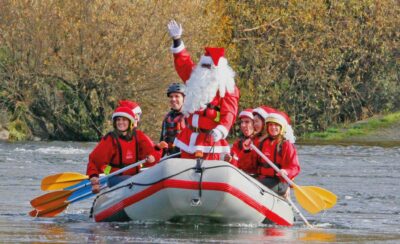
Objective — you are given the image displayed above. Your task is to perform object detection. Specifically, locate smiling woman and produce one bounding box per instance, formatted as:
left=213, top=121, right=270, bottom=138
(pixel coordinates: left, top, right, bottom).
left=114, top=117, right=130, bottom=133
left=86, top=100, right=161, bottom=194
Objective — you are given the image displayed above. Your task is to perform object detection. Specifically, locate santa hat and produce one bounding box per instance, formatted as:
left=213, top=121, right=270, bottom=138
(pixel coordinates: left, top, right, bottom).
left=265, top=110, right=296, bottom=143
left=253, top=106, right=276, bottom=120
left=239, top=108, right=254, bottom=120
left=117, top=100, right=142, bottom=122
left=112, top=106, right=136, bottom=124
left=199, top=47, right=225, bottom=66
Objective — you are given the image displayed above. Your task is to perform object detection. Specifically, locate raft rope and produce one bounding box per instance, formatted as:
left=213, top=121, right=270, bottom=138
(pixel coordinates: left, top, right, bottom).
left=89, top=164, right=282, bottom=218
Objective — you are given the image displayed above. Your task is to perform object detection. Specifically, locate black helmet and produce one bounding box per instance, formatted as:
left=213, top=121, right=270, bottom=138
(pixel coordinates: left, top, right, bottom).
left=167, top=83, right=185, bottom=97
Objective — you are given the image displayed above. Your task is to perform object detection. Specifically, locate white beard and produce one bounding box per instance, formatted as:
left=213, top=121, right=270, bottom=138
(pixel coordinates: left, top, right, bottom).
left=182, top=57, right=235, bottom=116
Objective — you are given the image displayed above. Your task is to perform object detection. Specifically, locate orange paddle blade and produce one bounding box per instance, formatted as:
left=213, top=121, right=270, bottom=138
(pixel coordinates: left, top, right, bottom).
left=33, top=194, right=70, bottom=211
left=29, top=201, right=69, bottom=218
left=41, top=172, right=88, bottom=191
left=30, top=190, right=73, bottom=208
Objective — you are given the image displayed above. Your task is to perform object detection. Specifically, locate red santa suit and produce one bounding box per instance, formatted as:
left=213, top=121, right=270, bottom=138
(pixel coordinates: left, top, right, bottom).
left=171, top=44, right=239, bottom=159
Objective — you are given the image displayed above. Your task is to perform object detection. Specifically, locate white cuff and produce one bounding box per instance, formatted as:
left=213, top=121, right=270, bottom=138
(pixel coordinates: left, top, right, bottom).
left=170, top=41, right=185, bottom=54
left=215, top=125, right=229, bottom=139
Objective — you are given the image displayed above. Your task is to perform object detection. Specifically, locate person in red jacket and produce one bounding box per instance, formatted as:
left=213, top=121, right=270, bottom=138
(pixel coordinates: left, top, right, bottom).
left=167, top=20, right=239, bottom=160
left=235, top=106, right=276, bottom=175
left=253, top=110, right=299, bottom=198
left=224, top=108, right=254, bottom=168
left=87, top=101, right=160, bottom=193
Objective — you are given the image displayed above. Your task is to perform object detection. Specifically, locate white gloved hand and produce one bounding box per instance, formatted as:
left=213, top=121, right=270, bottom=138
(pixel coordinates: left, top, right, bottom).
left=211, top=129, right=223, bottom=142
left=167, top=20, right=183, bottom=40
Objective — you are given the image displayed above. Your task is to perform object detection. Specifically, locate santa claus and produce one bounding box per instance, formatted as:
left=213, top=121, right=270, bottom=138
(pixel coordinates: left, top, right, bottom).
left=167, top=20, right=240, bottom=160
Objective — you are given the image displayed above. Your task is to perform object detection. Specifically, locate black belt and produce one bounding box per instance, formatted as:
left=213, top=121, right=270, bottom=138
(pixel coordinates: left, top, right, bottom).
left=188, top=125, right=212, bottom=134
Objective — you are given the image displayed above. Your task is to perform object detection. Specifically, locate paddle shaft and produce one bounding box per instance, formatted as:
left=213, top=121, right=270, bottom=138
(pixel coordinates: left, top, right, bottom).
left=30, top=153, right=181, bottom=217
left=250, top=143, right=317, bottom=202
left=250, top=144, right=296, bottom=186
left=64, top=153, right=181, bottom=203
left=287, top=197, right=313, bottom=228
left=250, top=143, right=319, bottom=223
left=67, top=156, right=152, bottom=193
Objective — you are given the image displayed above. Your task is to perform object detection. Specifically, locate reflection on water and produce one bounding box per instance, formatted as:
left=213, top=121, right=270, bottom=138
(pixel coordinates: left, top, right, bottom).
left=0, top=141, right=400, bottom=243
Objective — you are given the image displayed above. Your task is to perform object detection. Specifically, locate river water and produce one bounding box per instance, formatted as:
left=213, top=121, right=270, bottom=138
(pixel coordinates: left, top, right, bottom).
left=0, top=141, right=399, bottom=243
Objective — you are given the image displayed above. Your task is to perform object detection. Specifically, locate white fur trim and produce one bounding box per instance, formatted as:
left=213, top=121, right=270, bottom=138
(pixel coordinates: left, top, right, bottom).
left=199, top=55, right=213, bottom=65
left=112, top=112, right=135, bottom=122
left=192, top=114, right=199, bottom=128
left=285, top=125, right=296, bottom=144
left=182, top=58, right=235, bottom=115
left=170, top=41, right=185, bottom=54
left=253, top=107, right=269, bottom=119
left=215, top=125, right=229, bottom=139
left=173, top=137, right=231, bottom=154
left=239, top=111, right=254, bottom=119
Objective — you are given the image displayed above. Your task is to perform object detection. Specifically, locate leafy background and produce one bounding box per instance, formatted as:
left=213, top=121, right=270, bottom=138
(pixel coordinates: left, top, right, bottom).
left=0, top=0, right=398, bottom=141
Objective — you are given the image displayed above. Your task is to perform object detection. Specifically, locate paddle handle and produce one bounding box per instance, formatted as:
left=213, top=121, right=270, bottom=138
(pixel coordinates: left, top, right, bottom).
left=250, top=144, right=296, bottom=187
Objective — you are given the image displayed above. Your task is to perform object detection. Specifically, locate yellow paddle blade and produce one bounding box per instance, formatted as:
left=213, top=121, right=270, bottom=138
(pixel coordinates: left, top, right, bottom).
left=30, top=190, right=73, bottom=208
left=293, top=185, right=326, bottom=214
left=302, top=186, right=337, bottom=209
left=41, top=172, right=88, bottom=191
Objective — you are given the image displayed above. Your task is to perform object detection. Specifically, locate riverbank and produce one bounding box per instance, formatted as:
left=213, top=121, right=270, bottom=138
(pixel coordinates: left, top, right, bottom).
left=2, top=112, right=400, bottom=146
left=299, top=111, right=400, bottom=147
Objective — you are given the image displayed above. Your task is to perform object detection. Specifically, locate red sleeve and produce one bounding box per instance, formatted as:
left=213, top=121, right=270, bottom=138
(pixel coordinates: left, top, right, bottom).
left=215, top=86, right=240, bottom=136
left=136, top=130, right=160, bottom=167
left=86, top=136, right=116, bottom=178
left=280, top=141, right=301, bottom=180
left=229, top=140, right=240, bottom=167
left=173, top=48, right=196, bottom=82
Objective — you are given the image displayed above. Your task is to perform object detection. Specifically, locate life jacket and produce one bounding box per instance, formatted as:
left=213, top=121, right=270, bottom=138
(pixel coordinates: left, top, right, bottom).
left=161, top=110, right=185, bottom=155
left=256, top=138, right=283, bottom=178
left=102, top=130, right=139, bottom=175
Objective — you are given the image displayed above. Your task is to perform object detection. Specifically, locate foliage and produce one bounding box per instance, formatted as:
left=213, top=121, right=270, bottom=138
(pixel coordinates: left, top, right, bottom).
left=0, top=0, right=227, bottom=140
left=0, top=0, right=399, bottom=141
left=225, top=0, right=400, bottom=135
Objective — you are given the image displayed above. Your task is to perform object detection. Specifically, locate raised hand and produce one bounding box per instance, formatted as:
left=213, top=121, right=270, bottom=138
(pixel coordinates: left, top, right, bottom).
left=167, top=20, right=183, bottom=40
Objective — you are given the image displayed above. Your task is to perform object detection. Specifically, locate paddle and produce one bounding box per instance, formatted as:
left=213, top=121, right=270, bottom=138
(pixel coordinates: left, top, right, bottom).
left=30, top=152, right=181, bottom=217
left=41, top=172, right=88, bottom=191
left=302, top=186, right=337, bottom=209
left=29, top=186, right=107, bottom=218
left=250, top=144, right=336, bottom=215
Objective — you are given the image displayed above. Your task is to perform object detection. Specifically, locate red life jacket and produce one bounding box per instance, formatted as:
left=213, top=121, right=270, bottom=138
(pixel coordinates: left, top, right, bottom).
left=102, top=131, right=139, bottom=175
left=256, top=138, right=283, bottom=178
